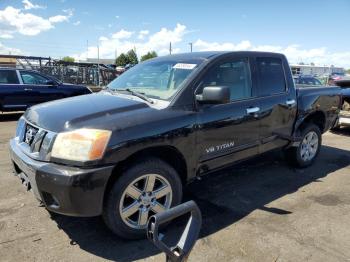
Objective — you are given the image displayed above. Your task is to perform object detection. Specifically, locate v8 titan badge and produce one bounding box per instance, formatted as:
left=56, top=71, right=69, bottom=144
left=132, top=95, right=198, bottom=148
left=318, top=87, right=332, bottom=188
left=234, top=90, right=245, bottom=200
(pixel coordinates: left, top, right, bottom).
left=205, top=141, right=235, bottom=154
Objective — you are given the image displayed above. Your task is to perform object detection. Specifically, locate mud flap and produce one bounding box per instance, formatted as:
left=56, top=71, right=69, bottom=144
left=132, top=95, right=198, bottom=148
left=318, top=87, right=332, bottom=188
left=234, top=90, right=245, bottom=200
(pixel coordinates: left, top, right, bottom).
left=147, top=201, right=202, bottom=262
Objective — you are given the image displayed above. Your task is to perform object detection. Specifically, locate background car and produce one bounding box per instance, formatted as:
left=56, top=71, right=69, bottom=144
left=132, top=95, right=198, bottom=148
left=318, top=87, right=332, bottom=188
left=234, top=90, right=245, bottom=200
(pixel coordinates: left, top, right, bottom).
left=0, top=68, right=92, bottom=112
left=294, top=75, right=323, bottom=86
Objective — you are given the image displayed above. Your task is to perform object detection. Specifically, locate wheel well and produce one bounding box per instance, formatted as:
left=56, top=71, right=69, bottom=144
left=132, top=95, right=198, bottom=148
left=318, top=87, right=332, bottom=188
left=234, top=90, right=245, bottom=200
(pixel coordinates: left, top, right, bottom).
left=103, top=146, right=188, bottom=203
left=299, top=111, right=326, bottom=133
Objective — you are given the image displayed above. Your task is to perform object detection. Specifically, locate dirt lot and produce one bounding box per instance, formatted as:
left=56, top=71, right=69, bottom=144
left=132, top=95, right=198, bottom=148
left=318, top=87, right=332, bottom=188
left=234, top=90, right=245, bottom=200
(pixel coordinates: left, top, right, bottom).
left=0, top=112, right=350, bottom=262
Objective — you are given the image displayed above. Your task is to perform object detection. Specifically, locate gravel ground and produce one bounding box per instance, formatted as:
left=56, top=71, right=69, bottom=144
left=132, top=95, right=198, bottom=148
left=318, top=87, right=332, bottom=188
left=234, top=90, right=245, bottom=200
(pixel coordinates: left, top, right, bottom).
left=0, top=112, right=350, bottom=262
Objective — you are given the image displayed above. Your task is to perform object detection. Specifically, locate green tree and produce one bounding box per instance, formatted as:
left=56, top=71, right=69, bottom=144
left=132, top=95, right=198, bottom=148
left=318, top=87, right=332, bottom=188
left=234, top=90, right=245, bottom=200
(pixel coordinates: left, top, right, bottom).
left=127, top=49, right=139, bottom=65
left=347, top=69, right=350, bottom=74
left=61, top=56, right=75, bottom=62
left=115, top=53, right=129, bottom=67
left=140, top=51, right=158, bottom=62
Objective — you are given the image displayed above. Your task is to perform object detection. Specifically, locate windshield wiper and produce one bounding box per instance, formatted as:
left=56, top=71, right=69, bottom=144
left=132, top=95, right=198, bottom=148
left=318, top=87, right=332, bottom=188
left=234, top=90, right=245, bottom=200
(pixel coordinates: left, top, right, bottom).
left=114, top=88, right=154, bottom=104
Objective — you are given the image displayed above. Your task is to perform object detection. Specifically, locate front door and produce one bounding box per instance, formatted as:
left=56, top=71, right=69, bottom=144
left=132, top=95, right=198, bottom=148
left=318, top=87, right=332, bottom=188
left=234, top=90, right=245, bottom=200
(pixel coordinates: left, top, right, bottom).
left=19, top=71, right=62, bottom=106
left=196, top=56, right=261, bottom=172
left=0, top=69, right=28, bottom=111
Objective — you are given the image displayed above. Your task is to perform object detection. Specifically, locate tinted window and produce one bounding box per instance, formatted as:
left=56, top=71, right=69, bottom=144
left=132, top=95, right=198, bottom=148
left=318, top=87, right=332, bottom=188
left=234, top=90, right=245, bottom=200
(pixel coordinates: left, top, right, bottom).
left=257, top=57, right=286, bottom=96
left=20, top=71, right=48, bottom=85
left=200, top=59, right=252, bottom=101
left=299, top=77, right=322, bottom=86
left=0, top=70, right=19, bottom=84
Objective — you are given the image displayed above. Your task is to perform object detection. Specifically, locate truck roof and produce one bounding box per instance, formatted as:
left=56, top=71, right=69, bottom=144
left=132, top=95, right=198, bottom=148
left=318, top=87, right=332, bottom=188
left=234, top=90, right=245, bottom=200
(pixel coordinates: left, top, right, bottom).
left=156, top=51, right=286, bottom=61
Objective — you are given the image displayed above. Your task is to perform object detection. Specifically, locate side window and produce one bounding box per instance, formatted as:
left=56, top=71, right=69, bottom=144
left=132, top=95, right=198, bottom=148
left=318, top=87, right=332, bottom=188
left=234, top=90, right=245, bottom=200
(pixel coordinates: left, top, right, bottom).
left=0, top=70, right=19, bottom=84
left=200, top=59, right=252, bottom=101
left=256, top=57, right=286, bottom=96
left=20, top=72, right=48, bottom=85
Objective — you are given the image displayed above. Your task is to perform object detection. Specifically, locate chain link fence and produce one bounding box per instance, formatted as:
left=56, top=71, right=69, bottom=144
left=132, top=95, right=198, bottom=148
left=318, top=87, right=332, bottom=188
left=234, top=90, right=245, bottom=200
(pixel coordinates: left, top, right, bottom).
left=35, top=65, right=117, bottom=86
left=0, top=55, right=118, bottom=87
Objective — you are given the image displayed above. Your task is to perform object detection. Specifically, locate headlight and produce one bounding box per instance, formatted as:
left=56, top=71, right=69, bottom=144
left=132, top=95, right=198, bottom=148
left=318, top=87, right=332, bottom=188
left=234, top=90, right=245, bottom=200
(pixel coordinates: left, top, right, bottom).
left=51, top=128, right=111, bottom=162
left=15, top=117, right=26, bottom=140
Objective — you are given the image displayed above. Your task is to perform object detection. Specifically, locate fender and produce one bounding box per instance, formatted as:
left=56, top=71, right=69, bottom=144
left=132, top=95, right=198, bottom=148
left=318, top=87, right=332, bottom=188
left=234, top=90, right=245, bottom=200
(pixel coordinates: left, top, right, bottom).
left=102, top=112, right=198, bottom=180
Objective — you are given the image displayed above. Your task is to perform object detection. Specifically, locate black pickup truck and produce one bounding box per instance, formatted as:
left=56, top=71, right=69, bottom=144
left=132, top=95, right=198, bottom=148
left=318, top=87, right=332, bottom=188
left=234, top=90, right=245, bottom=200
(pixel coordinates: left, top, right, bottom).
left=0, top=68, right=91, bottom=112
left=9, top=51, right=341, bottom=239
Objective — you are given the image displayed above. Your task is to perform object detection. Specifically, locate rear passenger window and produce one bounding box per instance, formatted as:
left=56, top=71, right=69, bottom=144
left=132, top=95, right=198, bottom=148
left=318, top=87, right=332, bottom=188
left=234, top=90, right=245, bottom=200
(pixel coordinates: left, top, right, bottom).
left=0, top=70, right=19, bottom=84
left=20, top=71, right=48, bottom=85
left=257, top=57, right=286, bottom=96
left=200, top=58, right=252, bottom=101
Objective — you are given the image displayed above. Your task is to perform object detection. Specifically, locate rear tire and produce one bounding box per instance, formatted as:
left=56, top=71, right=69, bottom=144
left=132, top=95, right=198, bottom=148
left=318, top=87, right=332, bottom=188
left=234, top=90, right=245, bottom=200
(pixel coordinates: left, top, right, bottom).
left=286, top=124, right=322, bottom=168
left=103, top=158, right=182, bottom=239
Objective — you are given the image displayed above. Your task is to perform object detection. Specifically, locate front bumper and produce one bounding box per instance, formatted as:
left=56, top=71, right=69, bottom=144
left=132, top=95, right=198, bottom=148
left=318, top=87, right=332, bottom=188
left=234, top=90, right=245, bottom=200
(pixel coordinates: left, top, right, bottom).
left=339, top=111, right=350, bottom=126
left=9, top=138, right=114, bottom=217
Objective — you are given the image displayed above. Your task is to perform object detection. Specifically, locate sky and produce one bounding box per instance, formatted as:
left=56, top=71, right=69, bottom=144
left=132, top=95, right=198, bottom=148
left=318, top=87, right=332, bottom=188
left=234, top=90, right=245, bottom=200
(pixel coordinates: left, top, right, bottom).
left=1, top=0, right=350, bottom=68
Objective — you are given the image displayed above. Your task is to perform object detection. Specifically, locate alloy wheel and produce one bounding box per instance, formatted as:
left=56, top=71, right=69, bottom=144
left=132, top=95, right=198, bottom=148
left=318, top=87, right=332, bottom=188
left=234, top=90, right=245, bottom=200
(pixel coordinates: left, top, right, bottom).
left=300, top=131, right=319, bottom=161
left=119, top=174, right=173, bottom=229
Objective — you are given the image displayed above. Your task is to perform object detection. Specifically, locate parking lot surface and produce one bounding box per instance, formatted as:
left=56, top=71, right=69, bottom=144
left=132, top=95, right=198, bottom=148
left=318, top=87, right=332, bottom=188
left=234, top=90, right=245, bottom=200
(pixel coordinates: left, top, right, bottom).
left=0, top=112, right=350, bottom=262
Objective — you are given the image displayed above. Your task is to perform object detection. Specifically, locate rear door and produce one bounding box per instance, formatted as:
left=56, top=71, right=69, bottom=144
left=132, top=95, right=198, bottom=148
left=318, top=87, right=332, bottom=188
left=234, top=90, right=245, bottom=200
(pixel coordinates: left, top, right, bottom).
left=196, top=55, right=261, bottom=171
left=19, top=71, right=63, bottom=106
left=254, top=56, right=297, bottom=153
left=0, top=69, right=28, bottom=111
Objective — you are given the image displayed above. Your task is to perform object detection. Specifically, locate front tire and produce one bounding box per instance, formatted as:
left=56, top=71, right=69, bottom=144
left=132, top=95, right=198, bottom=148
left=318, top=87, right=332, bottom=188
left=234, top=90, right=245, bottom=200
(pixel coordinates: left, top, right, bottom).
left=286, top=124, right=322, bottom=167
left=103, top=158, right=182, bottom=239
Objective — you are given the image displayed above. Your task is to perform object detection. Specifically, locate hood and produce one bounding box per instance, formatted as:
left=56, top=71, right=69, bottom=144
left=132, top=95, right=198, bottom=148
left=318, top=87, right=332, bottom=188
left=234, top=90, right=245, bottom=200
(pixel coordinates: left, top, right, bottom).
left=61, top=82, right=85, bottom=87
left=60, top=83, right=90, bottom=91
left=24, top=93, right=149, bottom=132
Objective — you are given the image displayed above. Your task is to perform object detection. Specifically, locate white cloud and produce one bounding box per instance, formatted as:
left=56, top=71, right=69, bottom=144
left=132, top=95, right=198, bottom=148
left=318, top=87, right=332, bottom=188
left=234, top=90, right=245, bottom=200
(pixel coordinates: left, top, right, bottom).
left=112, top=29, right=134, bottom=39
left=0, top=33, right=13, bottom=39
left=99, top=36, right=109, bottom=41
left=148, top=23, right=186, bottom=50
left=72, top=23, right=350, bottom=68
left=73, top=21, right=81, bottom=26
left=194, top=39, right=350, bottom=68
left=73, top=23, right=187, bottom=61
left=0, top=6, right=72, bottom=37
left=62, top=8, right=74, bottom=16
left=138, top=30, right=149, bottom=39
left=115, top=15, right=120, bottom=19
left=49, top=8, right=73, bottom=23
left=22, top=0, right=45, bottom=10
left=194, top=39, right=252, bottom=51
left=49, top=15, right=69, bottom=23
left=0, top=41, right=22, bottom=55
left=0, top=6, right=52, bottom=36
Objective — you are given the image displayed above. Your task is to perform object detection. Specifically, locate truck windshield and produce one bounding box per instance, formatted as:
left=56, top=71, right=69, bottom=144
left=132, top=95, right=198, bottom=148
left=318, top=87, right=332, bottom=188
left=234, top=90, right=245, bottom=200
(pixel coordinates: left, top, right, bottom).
left=107, top=59, right=203, bottom=101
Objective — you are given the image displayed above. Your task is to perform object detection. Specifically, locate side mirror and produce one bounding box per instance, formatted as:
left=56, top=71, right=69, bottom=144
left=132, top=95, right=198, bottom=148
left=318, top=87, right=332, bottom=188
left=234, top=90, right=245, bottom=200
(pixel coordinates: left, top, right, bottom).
left=45, top=80, right=56, bottom=86
left=196, top=86, right=230, bottom=104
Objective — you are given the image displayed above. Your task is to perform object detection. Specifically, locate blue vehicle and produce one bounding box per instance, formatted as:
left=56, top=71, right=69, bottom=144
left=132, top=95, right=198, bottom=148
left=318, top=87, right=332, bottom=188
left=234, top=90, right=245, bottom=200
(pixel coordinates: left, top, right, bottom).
left=293, top=75, right=323, bottom=86
left=0, top=68, right=92, bottom=112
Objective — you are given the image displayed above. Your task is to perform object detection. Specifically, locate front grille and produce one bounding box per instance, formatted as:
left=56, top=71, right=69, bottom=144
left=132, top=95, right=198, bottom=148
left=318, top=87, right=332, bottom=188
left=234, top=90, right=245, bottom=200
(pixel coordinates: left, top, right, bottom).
left=15, top=118, right=56, bottom=161
left=24, top=124, right=39, bottom=146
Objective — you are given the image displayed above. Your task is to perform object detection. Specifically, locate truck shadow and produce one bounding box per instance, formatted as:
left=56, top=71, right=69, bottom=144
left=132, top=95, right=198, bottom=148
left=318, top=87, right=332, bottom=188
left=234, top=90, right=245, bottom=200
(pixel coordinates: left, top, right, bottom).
left=330, top=127, right=350, bottom=137
left=50, top=145, right=350, bottom=261
left=0, top=112, right=23, bottom=122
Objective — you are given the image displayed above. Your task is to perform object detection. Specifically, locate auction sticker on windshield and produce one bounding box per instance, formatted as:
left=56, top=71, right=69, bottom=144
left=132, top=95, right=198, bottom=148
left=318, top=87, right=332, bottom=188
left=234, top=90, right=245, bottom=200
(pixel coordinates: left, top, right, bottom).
left=173, top=63, right=197, bottom=70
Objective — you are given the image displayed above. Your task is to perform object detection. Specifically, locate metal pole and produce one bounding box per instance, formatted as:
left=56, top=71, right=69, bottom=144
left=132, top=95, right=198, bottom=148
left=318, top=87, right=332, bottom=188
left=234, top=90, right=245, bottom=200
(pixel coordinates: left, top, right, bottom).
left=97, top=45, right=100, bottom=87
left=169, top=42, right=172, bottom=55
left=189, top=42, right=193, bottom=53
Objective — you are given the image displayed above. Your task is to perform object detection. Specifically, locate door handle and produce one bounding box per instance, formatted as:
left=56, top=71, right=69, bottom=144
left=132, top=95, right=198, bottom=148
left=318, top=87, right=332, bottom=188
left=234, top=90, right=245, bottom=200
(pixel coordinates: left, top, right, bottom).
left=24, top=88, right=33, bottom=91
left=246, top=107, right=260, bottom=114
left=286, top=99, right=296, bottom=106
